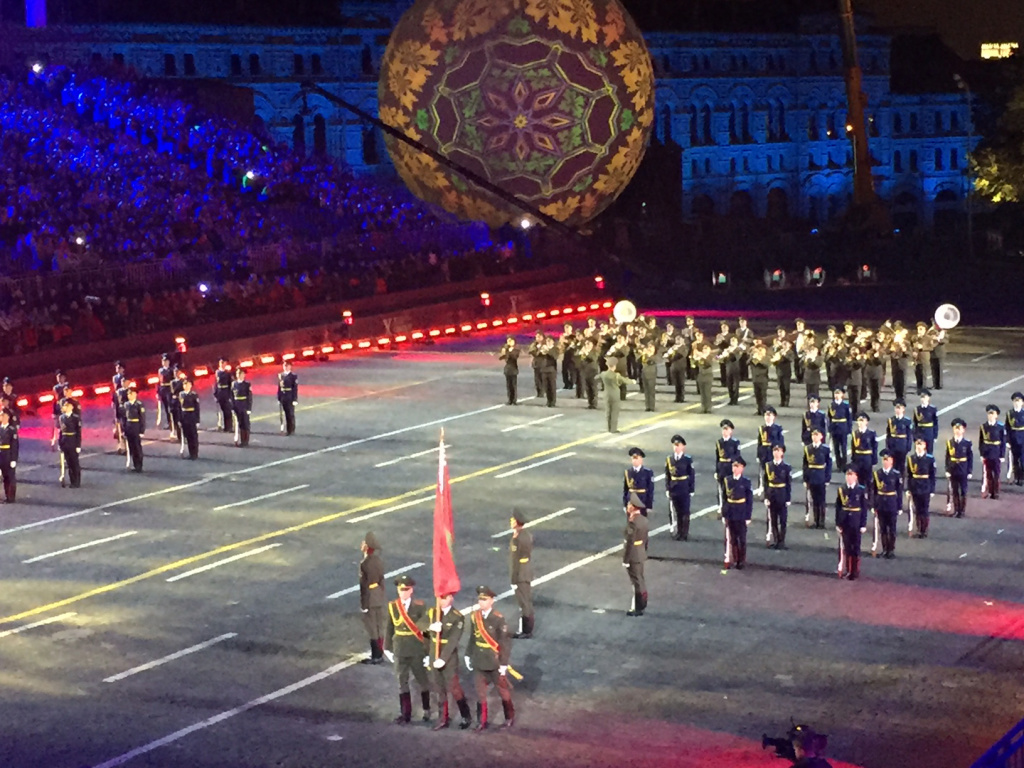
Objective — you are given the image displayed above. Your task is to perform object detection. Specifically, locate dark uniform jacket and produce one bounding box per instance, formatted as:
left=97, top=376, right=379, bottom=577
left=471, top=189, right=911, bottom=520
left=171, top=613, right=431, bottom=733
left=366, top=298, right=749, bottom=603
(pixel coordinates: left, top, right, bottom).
left=623, top=466, right=655, bottom=510
left=979, top=422, right=1007, bottom=460
left=827, top=401, right=851, bottom=438
left=277, top=372, right=298, bottom=403
left=0, top=423, right=18, bottom=464
left=358, top=551, right=386, bottom=611
left=665, top=453, right=695, bottom=496
left=906, top=452, right=936, bottom=495
left=58, top=413, right=82, bottom=451
left=945, top=438, right=974, bottom=476
left=231, top=380, right=253, bottom=411
left=802, top=409, right=829, bottom=445
left=122, top=401, right=146, bottom=435
left=466, top=609, right=511, bottom=670
left=214, top=369, right=233, bottom=400
left=850, top=429, right=878, bottom=465
left=715, top=437, right=742, bottom=480
left=913, top=405, right=938, bottom=444
left=1007, top=408, right=1024, bottom=449
left=836, top=484, right=869, bottom=530
left=384, top=598, right=429, bottom=658
left=509, top=529, right=533, bottom=583
left=885, top=416, right=913, bottom=456
left=178, top=391, right=201, bottom=424
left=764, top=461, right=792, bottom=503
left=722, top=476, right=753, bottom=521
left=872, top=468, right=902, bottom=513
left=757, top=424, right=784, bottom=465
left=427, top=606, right=465, bottom=665
left=500, top=347, right=520, bottom=375
left=803, top=443, right=833, bottom=485
left=623, top=514, right=649, bottom=563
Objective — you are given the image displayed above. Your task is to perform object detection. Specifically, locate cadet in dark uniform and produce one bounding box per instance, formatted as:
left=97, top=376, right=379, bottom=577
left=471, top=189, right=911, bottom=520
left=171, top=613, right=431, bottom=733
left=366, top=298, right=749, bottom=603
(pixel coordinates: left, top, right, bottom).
left=864, top=342, right=884, bottom=412
left=122, top=387, right=146, bottom=472
left=836, top=467, right=868, bottom=580
left=913, top=389, right=939, bottom=454
left=764, top=444, right=792, bottom=549
left=723, top=458, right=753, bottom=570
left=213, top=358, right=234, bottom=432
left=58, top=398, right=82, bottom=488
left=384, top=574, right=431, bottom=724
left=1, top=378, right=19, bottom=428
left=623, top=495, right=649, bottom=615
left=51, top=370, right=70, bottom=448
left=560, top=323, right=578, bottom=391
left=827, top=388, right=851, bottom=471
left=802, top=395, right=828, bottom=445
left=850, top=413, right=878, bottom=490
left=231, top=368, right=253, bottom=447
left=464, top=585, right=514, bottom=730
left=0, top=407, right=18, bottom=502
left=169, top=367, right=186, bottom=441
left=871, top=450, right=902, bottom=559
left=715, top=420, right=742, bottom=518
left=111, top=361, right=127, bottom=442
left=755, top=407, right=784, bottom=496
left=886, top=399, right=913, bottom=480
left=527, top=331, right=545, bottom=398
left=509, top=509, right=534, bottom=639
left=1007, top=393, right=1024, bottom=485
left=979, top=405, right=1006, bottom=499
left=597, top=366, right=630, bottom=432
left=665, top=435, right=695, bottom=541
left=623, top=447, right=654, bottom=516
left=906, top=437, right=936, bottom=537
left=426, top=592, right=472, bottom=730
left=499, top=337, right=520, bottom=406
left=536, top=336, right=559, bottom=407
left=114, top=376, right=130, bottom=456
left=945, top=418, right=973, bottom=518
left=803, top=428, right=833, bottom=529
left=358, top=531, right=386, bottom=665
left=277, top=361, right=298, bottom=435
left=157, top=353, right=175, bottom=431
left=178, top=378, right=201, bottom=460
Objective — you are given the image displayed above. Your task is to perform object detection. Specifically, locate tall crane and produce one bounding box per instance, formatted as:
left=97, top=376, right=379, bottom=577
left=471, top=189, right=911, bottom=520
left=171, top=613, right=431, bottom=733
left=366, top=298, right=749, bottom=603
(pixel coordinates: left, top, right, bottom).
left=836, top=0, right=879, bottom=213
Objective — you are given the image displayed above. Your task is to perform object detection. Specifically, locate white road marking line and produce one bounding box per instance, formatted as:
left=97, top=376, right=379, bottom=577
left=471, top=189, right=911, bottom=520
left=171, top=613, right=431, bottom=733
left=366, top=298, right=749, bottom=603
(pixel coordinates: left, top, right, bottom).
left=491, top=507, right=576, bottom=538
left=599, top=421, right=664, bottom=446
left=0, top=612, right=77, bottom=639
left=971, top=350, right=1004, bottom=363
left=713, top=394, right=752, bottom=410
left=654, top=473, right=665, bottom=482
left=23, top=531, right=138, bottom=564
left=937, top=374, right=1024, bottom=415
left=347, top=495, right=432, bottom=525
left=0, top=402, right=506, bottom=537
left=212, top=485, right=309, bottom=511
left=91, top=654, right=366, bottom=768
left=165, top=544, right=281, bottom=583
left=326, top=562, right=425, bottom=600
left=500, top=414, right=564, bottom=433
left=495, top=452, right=576, bottom=479
left=103, top=633, right=237, bottom=683
left=374, top=444, right=450, bottom=468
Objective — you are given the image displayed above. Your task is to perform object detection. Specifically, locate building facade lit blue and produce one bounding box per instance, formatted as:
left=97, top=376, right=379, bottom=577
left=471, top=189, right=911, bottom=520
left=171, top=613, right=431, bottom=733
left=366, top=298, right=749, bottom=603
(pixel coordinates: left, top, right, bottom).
left=0, top=2, right=973, bottom=228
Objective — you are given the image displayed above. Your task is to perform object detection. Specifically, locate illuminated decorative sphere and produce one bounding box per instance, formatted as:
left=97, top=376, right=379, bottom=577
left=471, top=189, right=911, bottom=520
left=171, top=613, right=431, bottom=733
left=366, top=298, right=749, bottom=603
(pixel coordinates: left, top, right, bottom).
left=378, top=0, right=655, bottom=228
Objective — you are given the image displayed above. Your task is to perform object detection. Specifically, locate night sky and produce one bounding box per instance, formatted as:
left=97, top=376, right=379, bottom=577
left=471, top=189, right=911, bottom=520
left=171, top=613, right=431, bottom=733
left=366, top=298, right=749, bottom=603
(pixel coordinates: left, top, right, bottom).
left=0, top=0, right=1020, bottom=60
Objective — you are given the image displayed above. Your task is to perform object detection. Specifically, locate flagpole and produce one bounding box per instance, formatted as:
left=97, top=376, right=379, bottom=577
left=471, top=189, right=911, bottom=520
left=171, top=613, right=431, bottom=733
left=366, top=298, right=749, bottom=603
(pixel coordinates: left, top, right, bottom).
left=435, top=428, right=443, bottom=660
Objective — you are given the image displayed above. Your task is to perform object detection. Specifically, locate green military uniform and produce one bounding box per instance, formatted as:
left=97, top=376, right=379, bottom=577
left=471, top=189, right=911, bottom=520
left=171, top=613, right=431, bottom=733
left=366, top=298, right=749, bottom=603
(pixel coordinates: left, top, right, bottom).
left=509, top=509, right=534, bottom=638
left=465, top=586, right=514, bottom=730
left=692, top=342, right=715, bottom=413
left=384, top=574, right=431, bottom=723
left=426, top=602, right=472, bottom=729
left=358, top=532, right=387, bottom=665
left=641, top=351, right=660, bottom=412
left=624, top=494, right=649, bottom=616
left=579, top=347, right=601, bottom=408
left=597, top=368, right=631, bottom=433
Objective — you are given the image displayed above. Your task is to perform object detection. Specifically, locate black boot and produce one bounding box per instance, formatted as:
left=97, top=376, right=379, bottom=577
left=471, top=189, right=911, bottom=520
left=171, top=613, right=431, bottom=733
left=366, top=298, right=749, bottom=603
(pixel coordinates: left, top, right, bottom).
left=475, top=701, right=488, bottom=731
left=433, top=700, right=450, bottom=730
left=394, top=692, right=412, bottom=724
left=361, top=639, right=382, bottom=664
left=456, top=698, right=472, bottom=729
left=640, top=591, right=648, bottom=613
left=502, top=700, right=515, bottom=728
left=421, top=691, right=431, bottom=722
left=513, top=615, right=533, bottom=639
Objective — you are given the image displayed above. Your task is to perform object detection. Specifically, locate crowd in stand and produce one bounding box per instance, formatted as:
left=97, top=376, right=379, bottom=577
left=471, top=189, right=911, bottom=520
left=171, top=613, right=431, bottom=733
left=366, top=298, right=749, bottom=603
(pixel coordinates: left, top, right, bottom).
left=0, top=63, right=541, bottom=357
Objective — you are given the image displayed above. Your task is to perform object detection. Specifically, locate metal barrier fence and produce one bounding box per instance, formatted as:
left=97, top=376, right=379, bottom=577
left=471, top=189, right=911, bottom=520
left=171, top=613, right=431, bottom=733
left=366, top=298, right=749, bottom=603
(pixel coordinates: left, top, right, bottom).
left=973, top=718, right=1024, bottom=768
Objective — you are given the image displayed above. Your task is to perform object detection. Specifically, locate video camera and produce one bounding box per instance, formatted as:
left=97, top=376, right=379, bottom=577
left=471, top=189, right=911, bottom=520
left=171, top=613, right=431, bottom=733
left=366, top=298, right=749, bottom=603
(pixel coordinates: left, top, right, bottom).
left=762, top=720, right=827, bottom=762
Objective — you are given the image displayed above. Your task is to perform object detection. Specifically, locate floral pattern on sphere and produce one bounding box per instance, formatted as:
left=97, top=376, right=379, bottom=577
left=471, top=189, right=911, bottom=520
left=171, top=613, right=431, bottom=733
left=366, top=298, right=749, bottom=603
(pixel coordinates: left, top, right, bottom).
left=378, top=0, right=654, bottom=228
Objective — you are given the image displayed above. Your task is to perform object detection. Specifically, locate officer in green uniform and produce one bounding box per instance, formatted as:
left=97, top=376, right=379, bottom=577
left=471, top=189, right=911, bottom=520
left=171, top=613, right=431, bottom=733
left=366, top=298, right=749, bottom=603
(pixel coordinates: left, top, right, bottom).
left=691, top=332, right=715, bottom=413
left=383, top=574, right=431, bottom=724
left=509, top=509, right=534, bottom=638
left=358, top=532, right=386, bottom=665
left=464, top=585, right=514, bottom=730
left=426, top=592, right=473, bottom=730
left=624, top=493, right=649, bottom=616
left=597, top=365, right=631, bottom=433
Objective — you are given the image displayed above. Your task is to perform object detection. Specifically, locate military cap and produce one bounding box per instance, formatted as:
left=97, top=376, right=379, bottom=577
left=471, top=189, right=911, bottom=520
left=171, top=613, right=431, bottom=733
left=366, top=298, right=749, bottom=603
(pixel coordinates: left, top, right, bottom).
left=364, top=531, right=380, bottom=550
left=627, top=492, right=644, bottom=508
left=115, top=360, right=124, bottom=368
left=916, top=321, right=927, bottom=328
left=512, top=508, right=527, bottom=525
left=833, top=386, right=846, bottom=394
left=394, top=574, right=416, bottom=588
left=218, top=356, right=228, bottom=364
left=893, top=398, right=906, bottom=407
left=811, top=427, right=824, bottom=435
left=670, top=434, right=686, bottom=445
left=808, top=394, right=821, bottom=402
left=55, top=369, right=63, bottom=376
left=731, top=457, right=747, bottom=467
left=986, top=404, right=1000, bottom=414
left=764, top=406, right=777, bottom=416
left=879, top=448, right=892, bottom=458
left=772, top=443, right=786, bottom=452
left=1013, top=392, right=1024, bottom=401
left=2, top=377, right=11, bottom=384
left=795, top=317, right=806, bottom=325
left=951, top=418, right=967, bottom=428
left=845, top=466, right=858, bottom=474
left=919, top=388, right=932, bottom=397
left=843, top=319, right=854, bottom=326
left=914, top=436, right=927, bottom=443
left=826, top=325, right=836, bottom=332
left=893, top=321, right=905, bottom=330
left=161, top=352, right=170, bottom=360
left=856, top=412, right=870, bottom=422
left=476, top=585, right=497, bottom=598
left=719, top=419, right=735, bottom=429
left=628, top=447, right=645, bottom=458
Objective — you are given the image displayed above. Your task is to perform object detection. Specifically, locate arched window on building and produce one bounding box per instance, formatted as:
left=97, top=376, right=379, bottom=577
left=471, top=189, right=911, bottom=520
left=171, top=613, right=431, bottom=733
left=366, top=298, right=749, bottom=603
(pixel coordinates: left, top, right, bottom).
left=362, top=127, right=379, bottom=164
left=728, top=107, right=737, bottom=143
left=701, top=105, right=712, bottom=144
left=909, top=150, right=918, bottom=172
left=249, top=54, right=261, bottom=76
left=691, top=159, right=699, bottom=177
left=826, top=113, right=836, bottom=139
left=690, top=105, right=699, bottom=146
left=910, top=112, right=919, bottom=132
left=704, top=158, right=712, bottom=175
left=950, top=149, right=959, bottom=169
left=740, top=104, right=751, bottom=142
left=230, top=54, right=242, bottom=76
left=730, top=158, right=737, bottom=174
left=660, top=106, right=673, bottom=144
left=893, top=150, right=902, bottom=173
left=935, top=111, right=944, bottom=133
left=183, top=54, right=195, bottom=76
left=808, top=113, right=818, bottom=141
left=313, top=115, right=327, bottom=156
left=950, top=110, right=960, bottom=130
left=829, top=51, right=838, bottom=70
left=934, top=148, right=943, bottom=170
left=292, top=115, right=306, bottom=155
left=294, top=54, right=305, bottom=76
left=893, top=113, right=902, bottom=134
left=362, top=46, right=374, bottom=75
left=164, top=54, right=177, bottom=77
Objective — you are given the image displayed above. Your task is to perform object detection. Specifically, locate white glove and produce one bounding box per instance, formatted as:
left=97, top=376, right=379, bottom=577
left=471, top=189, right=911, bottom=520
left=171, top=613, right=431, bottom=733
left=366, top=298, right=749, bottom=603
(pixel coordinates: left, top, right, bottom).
left=968, top=474, right=973, bottom=480
left=745, top=519, right=752, bottom=526
left=383, top=650, right=394, bottom=663
left=945, top=473, right=950, bottom=478
left=511, top=584, right=517, bottom=590
left=665, top=491, right=670, bottom=498
left=292, top=401, right=297, bottom=406
left=860, top=527, right=867, bottom=533
left=930, top=493, right=934, bottom=497
left=360, top=608, right=368, bottom=614
left=432, top=658, right=445, bottom=669
left=498, top=665, right=508, bottom=676
left=622, top=562, right=629, bottom=567
left=9, top=461, right=14, bottom=468
left=464, top=656, right=473, bottom=671
left=785, top=502, right=791, bottom=506
left=428, top=622, right=442, bottom=633
left=76, top=448, right=81, bottom=454
left=423, top=656, right=430, bottom=668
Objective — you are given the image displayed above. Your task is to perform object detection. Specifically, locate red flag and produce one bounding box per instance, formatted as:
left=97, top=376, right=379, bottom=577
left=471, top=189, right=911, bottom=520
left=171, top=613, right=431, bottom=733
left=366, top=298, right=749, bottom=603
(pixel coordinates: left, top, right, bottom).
left=432, top=429, right=460, bottom=598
